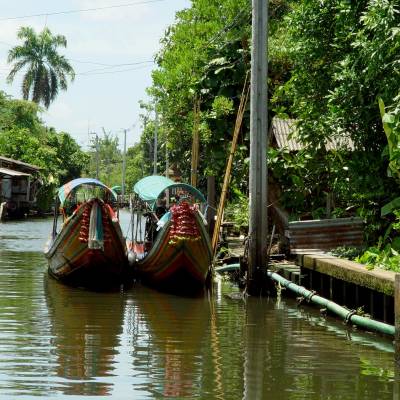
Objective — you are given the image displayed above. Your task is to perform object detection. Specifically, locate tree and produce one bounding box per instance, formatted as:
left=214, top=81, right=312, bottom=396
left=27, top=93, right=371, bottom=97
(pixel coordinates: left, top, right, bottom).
left=86, top=131, right=122, bottom=187
left=7, top=26, right=75, bottom=108
left=0, top=90, right=88, bottom=209
left=143, top=0, right=291, bottom=193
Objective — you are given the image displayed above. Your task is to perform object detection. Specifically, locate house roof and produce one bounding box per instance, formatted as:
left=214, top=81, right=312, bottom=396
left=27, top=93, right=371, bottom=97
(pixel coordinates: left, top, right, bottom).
left=0, top=167, right=31, bottom=177
left=0, top=156, right=41, bottom=171
left=269, top=117, right=355, bottom=151
left=270, top=118, right=302, bottom=151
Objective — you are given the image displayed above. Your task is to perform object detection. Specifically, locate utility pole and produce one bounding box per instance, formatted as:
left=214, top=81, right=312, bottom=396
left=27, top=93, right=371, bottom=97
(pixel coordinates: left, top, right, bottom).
left=247, top=0, right=268, bottom=295
left=165, top=134, right=169, bottom=178
left=102, top=127, right=111, bottom=184
left=122, top=128, right=127, bottom=199
left=90, top=132, right=100, bottom=180
left=96, top=133, right=100, bottom=180
left=191, top=99, right=200, bottom=187
left=153, top=111, right=158, bottom=175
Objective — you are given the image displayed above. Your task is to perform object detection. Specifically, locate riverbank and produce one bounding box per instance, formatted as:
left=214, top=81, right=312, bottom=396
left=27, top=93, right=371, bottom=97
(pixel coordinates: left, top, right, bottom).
left=221, top=236, right=398, bottom=330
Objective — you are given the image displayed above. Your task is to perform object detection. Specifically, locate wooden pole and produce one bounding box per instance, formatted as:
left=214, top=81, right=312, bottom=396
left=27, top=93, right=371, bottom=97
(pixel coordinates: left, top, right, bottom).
left=165, top=132, right=169, bottom=178
left=95, top=133, right=99, bottom=180
left=395, top=274, right=400, bottom=364
left=211, top=77, right=250, bottom=255
left=247, top=0, right=268, bottom=295
left=207, top=175, right=216, bottom=236
left=396, top=274, right=400, bottom=398
left=153, top=111, right=158, bottom=175
left=191, top=99, right=200, bottom=187
left=121, top=128, right=127, bottom=199
left=395, top=364, right=400, bottom=400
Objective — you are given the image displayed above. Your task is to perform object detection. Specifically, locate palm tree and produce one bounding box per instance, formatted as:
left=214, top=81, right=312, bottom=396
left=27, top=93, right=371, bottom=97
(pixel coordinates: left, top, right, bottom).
left=7, top=26, right=75, bottom=108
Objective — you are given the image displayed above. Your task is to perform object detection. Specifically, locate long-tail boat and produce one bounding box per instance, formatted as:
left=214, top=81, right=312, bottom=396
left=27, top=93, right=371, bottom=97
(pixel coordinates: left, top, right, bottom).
left=44, top=178, right=128, bottom=289
left=128, top=175, right=212, bottom=293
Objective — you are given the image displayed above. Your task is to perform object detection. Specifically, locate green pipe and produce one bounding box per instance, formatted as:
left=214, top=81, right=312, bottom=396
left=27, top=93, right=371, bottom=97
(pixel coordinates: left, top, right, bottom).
left=267, top=271, right=395, bottom=336
left=215, top=264, right=241, bottom=273
left=214, top=264, right=395, bottom=336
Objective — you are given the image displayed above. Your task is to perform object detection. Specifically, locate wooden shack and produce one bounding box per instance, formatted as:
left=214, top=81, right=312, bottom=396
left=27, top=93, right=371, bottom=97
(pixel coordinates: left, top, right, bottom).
left=268, top=117, right=361, bottom=255
left=0, top=156, right=42, bottom=220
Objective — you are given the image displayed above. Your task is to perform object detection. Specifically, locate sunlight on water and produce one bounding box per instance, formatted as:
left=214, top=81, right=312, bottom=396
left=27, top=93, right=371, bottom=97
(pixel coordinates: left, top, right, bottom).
left=0, top=214, right=396, bottom=399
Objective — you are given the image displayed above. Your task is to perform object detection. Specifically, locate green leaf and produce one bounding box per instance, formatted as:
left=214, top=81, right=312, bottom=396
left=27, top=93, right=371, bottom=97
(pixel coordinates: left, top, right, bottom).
left=381, top=197, right=400, bottom=216
left=382, top=113, right=395, bottom=124
left=391, top=237, right=400, bottom=252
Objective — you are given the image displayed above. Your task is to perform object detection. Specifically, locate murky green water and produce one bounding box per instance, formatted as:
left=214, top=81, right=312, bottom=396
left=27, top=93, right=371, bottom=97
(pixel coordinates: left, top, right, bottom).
left=0, top=211, right=398, bottom=399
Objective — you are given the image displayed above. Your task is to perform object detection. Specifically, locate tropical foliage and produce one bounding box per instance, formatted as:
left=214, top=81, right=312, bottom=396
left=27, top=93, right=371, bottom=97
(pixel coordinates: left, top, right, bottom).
left=86, top=130, right=124, bottom=188
left=7, top=26, right=75, bottom=108
left=124, top=0, right=400, bottom=271
left=0, top=91, right=88, bottom=209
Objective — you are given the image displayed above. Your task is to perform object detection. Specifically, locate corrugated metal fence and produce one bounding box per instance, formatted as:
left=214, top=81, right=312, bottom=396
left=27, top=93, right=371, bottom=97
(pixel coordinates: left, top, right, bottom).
left=285, top=217, right=364, bottom=255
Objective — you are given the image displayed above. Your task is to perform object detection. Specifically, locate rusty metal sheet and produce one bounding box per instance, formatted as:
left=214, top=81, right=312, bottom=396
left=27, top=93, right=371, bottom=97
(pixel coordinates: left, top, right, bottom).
left=286, top=217, right=364, bottom=254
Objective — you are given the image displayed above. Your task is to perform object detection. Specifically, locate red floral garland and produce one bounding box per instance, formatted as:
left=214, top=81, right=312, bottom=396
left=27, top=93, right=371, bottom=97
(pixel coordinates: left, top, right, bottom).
left=169, top=201, right=200, bottom=245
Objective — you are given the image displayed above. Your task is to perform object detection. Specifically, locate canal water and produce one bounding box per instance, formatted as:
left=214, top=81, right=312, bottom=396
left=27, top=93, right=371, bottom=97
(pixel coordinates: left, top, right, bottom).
left=0, top=211, right=397, bottom=399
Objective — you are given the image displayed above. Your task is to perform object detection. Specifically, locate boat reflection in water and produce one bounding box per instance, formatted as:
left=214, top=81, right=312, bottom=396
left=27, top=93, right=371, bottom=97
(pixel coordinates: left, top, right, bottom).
left=44, top=275, right=125, bottom=396
left=43, top=275, right=394, bottom=398
left=126, top=285, right=211, bottom=398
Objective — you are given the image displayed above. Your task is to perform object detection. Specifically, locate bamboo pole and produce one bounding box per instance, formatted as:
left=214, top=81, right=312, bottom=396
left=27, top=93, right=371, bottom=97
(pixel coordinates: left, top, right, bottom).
left=211, top=75, right=250, bottom=255
left=191, top=99, right=201, bottom=187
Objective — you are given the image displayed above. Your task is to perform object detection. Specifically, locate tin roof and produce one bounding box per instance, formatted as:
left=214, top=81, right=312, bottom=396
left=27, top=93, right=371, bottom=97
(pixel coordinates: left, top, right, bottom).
left=269, top=117, right=354, bottom=151
left=0, top=156, right=41, bottom=171
left=0, top=167, right=31, bottom=177
left=270, top=118, right=302, bottom=151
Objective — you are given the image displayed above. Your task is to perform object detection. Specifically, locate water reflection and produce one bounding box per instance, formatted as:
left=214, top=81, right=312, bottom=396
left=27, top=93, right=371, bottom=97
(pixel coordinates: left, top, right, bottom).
left=125, top=286, right=210, bottom=398
left=241, top=293, right=395, bottom=399
left=0, top=216, right=397, bottom=399
left=44, top=276, right=125, bottom=396
left=394, top=363, right=400, bottom=400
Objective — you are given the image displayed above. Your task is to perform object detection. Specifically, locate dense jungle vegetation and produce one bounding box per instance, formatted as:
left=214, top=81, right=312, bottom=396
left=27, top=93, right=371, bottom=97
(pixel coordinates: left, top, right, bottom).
left=132, top=0, right=400, bottom=270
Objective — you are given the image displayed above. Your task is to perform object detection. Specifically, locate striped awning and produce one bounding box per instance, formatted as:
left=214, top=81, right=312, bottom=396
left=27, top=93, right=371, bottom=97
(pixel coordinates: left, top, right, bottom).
left=133, top=175, right=206, bottom=210
left=58, top=178, right=117, bottom=205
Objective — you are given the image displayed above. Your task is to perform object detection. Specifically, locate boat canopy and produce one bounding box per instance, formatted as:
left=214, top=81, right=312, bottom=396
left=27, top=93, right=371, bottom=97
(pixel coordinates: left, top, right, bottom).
left=133, top=175, right=206, bottom=210
left=111, top=185, right=122, bottom=194
left=58, top=178, right=117, bottom=205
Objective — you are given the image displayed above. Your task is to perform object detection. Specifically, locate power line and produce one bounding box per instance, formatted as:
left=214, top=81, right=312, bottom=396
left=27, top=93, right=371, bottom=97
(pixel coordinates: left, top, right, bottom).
left=70, top=58, right=150, bottom=67
left=77, top=60, right=153, bottom=75
left=205, top=8, right=250, bottom=47
left=77, top=64, right=152, bottom=76
left=0, top=0, right=165, bottom=22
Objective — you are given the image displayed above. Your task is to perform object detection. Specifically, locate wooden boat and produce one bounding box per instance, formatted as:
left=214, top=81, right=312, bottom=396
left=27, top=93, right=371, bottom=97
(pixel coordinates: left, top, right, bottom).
left=44, top=178, right=128, bottom=289
left=128, top=175, right=212, bottom=293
